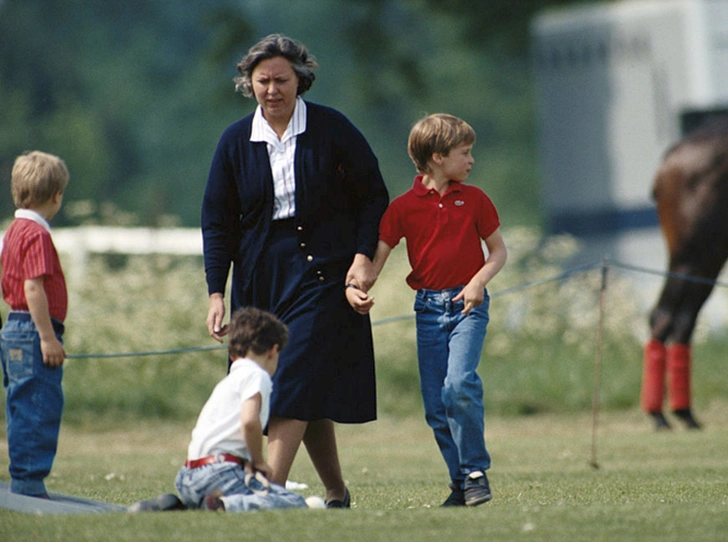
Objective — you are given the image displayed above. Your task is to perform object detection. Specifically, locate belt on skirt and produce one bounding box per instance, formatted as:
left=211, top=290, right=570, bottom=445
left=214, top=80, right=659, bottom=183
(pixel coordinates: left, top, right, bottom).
left=184, top=453, right=246, bottom=469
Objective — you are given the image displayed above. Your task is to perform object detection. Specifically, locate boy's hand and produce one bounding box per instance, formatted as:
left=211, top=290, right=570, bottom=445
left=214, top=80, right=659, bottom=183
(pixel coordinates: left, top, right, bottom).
left=453, top=282, right=484, bottom=315
left=246, top=460, right=273, bottom=480
left=24, top=276, right=66, bottom=367
left=41, top=337, right=66, bottom=367
left=345, top=283, right=375, bottom=315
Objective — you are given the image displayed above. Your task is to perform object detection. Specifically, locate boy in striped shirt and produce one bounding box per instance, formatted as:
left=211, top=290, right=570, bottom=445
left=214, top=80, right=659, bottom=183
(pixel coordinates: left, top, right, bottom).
left=1, top=151, right=69, bottom=498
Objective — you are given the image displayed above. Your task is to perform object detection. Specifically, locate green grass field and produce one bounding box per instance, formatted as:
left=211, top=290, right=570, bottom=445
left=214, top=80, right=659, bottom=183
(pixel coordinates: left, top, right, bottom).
left=1, top=406, right=727, bottom=541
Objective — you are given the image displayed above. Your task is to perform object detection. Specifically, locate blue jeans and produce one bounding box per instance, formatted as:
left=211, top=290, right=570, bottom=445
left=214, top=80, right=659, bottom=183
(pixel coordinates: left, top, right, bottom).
left=0, top=311, right=64, bottom=496
left=175, top=463, right=307, bottom=512
left=414, top=286, right=491, bottom=488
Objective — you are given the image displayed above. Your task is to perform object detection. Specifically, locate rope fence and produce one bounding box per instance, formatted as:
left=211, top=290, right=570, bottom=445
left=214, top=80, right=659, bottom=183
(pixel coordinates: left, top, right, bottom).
left=50, top=257, right=728, bottom=468
left=64, top=258, right=728, bottom=360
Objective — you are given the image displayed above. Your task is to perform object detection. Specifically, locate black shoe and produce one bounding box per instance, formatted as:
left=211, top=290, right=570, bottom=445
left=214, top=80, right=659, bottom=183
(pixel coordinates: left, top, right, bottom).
left=128, top=493, right=185, bottom=512
left=325, top=487, right=351, bottom=509
left=649, top=411, right=672, bottom=431
left=440, top=483, right=465, bottom=507
left=464, top=471, right=492, bottom=507
left=673, top=409, right=702, bottom=429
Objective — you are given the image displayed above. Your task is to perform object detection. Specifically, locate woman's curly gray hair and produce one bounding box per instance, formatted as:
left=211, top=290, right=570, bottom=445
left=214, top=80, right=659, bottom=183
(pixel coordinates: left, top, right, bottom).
left=234, top=34, right=318, bottom=97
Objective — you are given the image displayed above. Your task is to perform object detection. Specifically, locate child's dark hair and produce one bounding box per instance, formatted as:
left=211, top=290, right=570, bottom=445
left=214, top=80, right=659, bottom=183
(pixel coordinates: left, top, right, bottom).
left=228, top=307, right=288, bottom=359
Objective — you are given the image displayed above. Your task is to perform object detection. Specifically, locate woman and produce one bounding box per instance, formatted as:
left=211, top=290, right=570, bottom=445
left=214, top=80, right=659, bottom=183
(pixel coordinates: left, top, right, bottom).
left=201, top=34, right=388, bottom=508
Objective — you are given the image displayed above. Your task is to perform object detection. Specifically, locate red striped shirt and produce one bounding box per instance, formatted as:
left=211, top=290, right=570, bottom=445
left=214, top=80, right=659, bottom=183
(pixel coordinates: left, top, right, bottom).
left=1, top=217, right=68, bottom=322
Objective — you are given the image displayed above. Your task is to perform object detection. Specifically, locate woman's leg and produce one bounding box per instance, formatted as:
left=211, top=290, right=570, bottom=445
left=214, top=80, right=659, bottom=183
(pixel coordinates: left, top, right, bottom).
left=267, top=416, right=308, bottom=486
left=303, top=419, right=347, bottom=502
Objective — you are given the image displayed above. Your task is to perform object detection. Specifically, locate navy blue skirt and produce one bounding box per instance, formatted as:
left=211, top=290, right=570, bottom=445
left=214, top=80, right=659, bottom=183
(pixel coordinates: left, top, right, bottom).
left=244, top=218, right=376, bottom=423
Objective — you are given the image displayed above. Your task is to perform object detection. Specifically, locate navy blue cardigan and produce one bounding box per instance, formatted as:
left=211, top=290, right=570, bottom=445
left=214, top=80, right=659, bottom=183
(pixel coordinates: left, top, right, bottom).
left=201, top=101, right=389, bottom=308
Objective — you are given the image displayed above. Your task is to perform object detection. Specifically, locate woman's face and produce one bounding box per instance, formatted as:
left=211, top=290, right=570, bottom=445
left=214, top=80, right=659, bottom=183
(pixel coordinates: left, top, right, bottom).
left=251, top=56, right=299, bottom=126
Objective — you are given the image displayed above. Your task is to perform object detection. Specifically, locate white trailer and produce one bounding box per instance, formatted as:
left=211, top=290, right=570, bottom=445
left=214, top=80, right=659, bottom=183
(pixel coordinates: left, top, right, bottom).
left=531, top=0, right=728, bottom=270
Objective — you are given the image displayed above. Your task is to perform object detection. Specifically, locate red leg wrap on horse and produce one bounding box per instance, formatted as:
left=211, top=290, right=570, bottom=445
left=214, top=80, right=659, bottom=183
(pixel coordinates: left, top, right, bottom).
left=640, top=338, right=666, bottom=413
left=667, top=343, right=691, bottom=411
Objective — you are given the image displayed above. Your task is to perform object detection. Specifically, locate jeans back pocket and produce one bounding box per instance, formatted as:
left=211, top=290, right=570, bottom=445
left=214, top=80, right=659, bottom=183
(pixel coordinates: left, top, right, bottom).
left=1, top=335, right=35, bottom=383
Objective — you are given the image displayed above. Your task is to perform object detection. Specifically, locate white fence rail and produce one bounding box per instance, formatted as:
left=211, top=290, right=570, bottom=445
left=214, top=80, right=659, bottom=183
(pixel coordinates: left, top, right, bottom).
left=1, top=226, right=202, bottom=286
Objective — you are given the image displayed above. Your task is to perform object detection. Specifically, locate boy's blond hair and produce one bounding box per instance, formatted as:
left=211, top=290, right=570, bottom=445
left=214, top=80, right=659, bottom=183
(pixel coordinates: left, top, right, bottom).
left=11, top=151, right=69, bottom=209
left=408, top=114, right=476, bottom=174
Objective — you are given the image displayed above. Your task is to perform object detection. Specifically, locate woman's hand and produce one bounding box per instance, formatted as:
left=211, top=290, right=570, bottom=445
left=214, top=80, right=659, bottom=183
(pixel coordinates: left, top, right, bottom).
left=346, top=254, right=377, bottom=292
left=206, top=293, right=228, bottom=342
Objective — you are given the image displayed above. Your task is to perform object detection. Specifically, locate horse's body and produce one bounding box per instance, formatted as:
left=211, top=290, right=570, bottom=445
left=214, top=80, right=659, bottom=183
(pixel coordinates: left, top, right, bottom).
left=642, top=118, right=728, bottom=429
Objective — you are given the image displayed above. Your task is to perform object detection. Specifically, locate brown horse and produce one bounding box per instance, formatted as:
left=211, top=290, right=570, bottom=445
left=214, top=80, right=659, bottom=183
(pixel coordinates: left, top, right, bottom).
left=642, top=118, right=728, bottom=430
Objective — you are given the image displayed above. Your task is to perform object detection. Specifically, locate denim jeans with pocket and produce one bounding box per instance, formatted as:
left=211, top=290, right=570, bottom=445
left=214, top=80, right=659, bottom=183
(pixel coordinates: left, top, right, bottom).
left=414, top=286, right=491, bottom=488
left=175, top=462, right=307, bottom=511
left=0, top=311, right=64, bottom=496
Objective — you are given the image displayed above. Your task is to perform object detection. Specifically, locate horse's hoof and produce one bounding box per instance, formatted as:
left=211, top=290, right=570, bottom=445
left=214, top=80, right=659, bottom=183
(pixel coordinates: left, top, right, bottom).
left=649, top=411, right=672, bottom=431
left=673, top=409, right=702, bottom=430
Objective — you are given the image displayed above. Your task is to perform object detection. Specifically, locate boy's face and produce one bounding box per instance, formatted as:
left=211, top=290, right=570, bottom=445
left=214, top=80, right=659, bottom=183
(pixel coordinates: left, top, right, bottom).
left=437, top=143, right=474, bottom=183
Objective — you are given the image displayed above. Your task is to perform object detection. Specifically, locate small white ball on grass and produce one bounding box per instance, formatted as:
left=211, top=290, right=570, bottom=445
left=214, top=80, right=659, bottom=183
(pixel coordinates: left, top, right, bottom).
left=305, top=495, right=326, bottom=509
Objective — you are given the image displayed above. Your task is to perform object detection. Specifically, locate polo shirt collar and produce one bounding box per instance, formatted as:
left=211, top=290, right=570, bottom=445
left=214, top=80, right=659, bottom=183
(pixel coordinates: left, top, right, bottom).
left=251, top=96, right=307, bottom=144
left=412, top=175, right=463, bottom=197
left=15, top=209, right=51, bottom=232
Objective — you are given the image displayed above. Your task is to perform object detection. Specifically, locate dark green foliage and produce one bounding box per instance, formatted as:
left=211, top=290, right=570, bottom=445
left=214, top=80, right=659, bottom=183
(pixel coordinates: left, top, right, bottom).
left=0, top=0, right=603, bottom=229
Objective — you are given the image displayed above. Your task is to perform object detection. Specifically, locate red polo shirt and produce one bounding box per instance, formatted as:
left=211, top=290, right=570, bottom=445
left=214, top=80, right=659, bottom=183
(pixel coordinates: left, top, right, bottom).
left=1, top=216, right=68, bottom=322
left=379, top=176, right=500, bottom=291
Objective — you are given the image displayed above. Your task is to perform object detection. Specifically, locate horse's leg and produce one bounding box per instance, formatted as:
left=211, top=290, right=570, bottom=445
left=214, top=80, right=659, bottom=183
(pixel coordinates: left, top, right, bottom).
left=641, top=276, right=683, bottom=429
left=663, top=276, right=714, bottom=430
left=643, top=266, right=713, bottom=430
left=666, top=343, right=701, bottom=429
left=641, top=338, right=669, bottom=429
left=644, top=160, right=682, bottom=429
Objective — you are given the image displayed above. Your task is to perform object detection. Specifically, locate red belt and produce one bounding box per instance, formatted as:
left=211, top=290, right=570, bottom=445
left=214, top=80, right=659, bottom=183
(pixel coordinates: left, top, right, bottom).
left=184, top=453, right=246, bottom=469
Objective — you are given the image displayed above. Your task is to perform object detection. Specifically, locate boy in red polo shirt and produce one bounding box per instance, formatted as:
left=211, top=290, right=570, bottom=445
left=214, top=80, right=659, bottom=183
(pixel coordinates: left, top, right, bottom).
left=347, top=114, right=507, bottom=507
left=1, top=151, right=69, bottom=498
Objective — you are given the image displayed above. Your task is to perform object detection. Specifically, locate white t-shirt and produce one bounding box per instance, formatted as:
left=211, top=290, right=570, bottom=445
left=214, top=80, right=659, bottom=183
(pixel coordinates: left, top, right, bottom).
left=186, top=358, right=272, bottom=461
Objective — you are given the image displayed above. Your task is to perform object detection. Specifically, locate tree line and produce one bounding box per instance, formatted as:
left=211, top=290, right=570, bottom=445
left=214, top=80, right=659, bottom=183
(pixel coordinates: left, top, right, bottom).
left=0, top=0, right=603, bottom=228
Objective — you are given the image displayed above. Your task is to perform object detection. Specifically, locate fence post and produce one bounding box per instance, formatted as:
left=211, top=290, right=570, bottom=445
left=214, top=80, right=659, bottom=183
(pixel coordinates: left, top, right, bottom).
left=590, top=257, right=609, bottom=469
